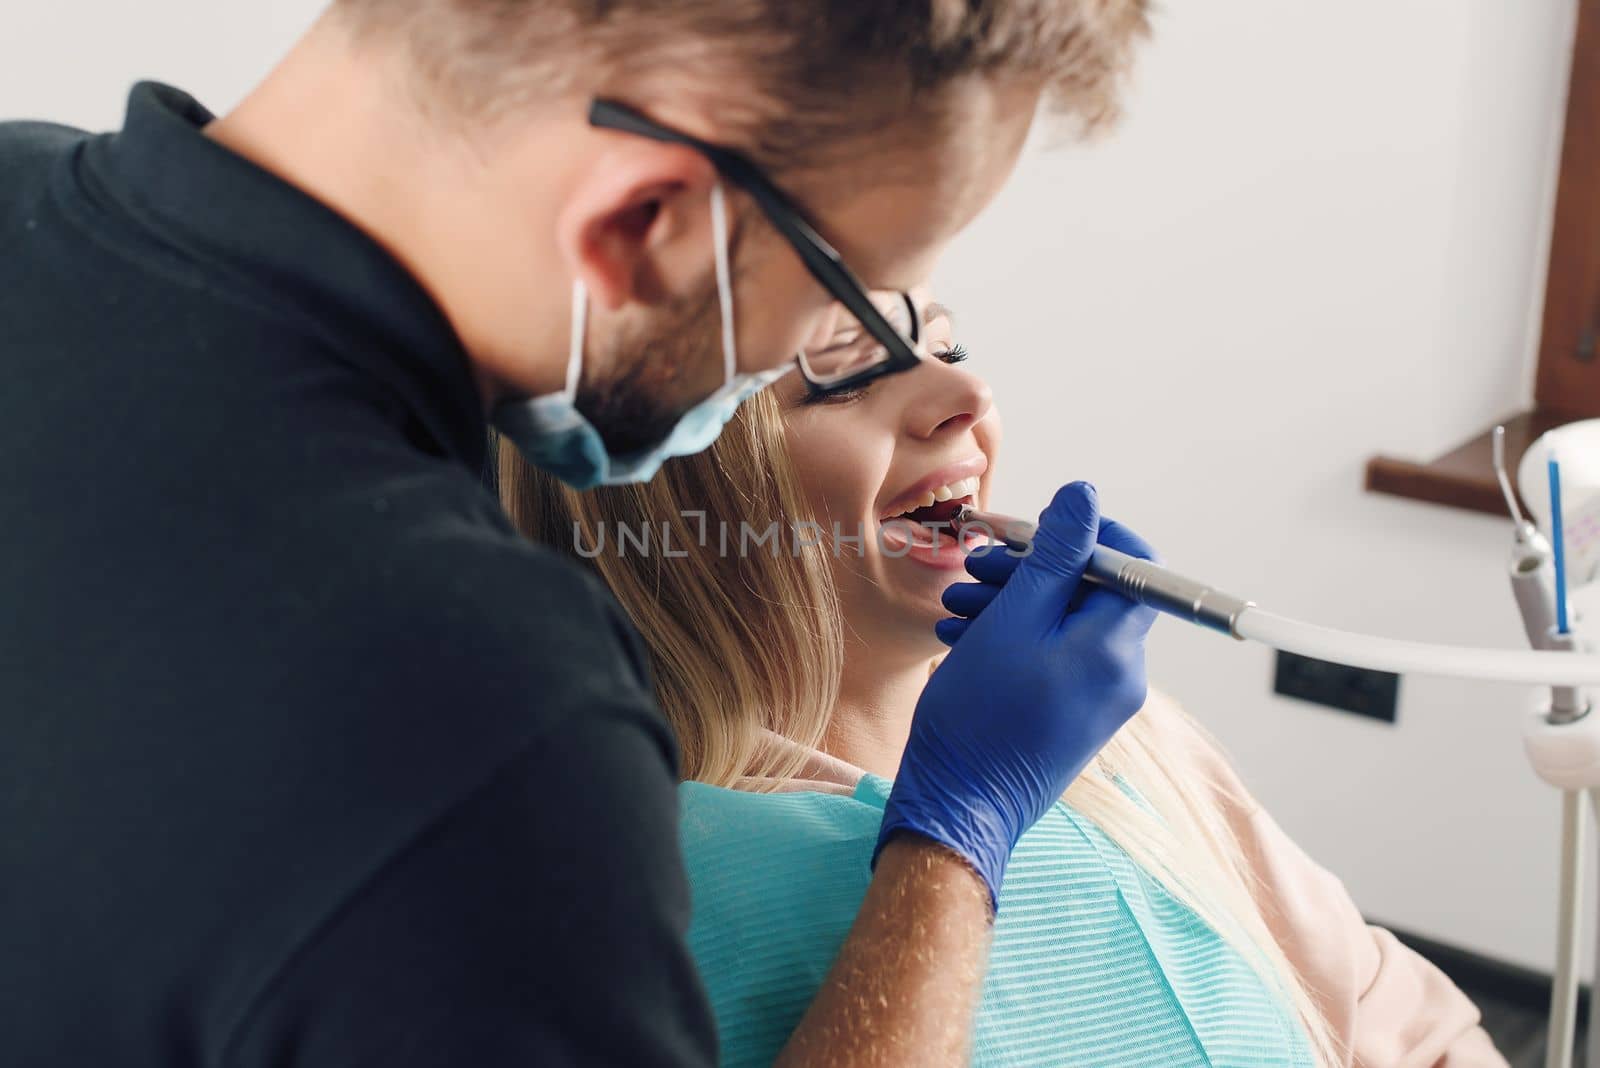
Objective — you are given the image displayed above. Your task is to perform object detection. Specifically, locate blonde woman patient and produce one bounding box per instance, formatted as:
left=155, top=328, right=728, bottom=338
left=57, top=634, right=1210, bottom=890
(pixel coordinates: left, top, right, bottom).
left=500, top=293, right=1504, bottom=1068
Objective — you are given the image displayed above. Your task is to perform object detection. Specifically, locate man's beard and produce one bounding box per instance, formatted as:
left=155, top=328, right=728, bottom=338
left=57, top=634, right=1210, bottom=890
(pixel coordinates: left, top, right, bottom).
left=574, top=281, right=724, bottom=456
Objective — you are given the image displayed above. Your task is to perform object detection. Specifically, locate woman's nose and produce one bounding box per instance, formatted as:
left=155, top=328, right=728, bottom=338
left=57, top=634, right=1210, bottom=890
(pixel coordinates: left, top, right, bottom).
left=903, top=360, right=994, bottom=439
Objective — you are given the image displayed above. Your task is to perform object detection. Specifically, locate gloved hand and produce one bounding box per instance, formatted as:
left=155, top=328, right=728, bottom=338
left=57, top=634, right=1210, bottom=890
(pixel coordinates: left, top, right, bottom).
left=874, top=481, right=1160, bottom=910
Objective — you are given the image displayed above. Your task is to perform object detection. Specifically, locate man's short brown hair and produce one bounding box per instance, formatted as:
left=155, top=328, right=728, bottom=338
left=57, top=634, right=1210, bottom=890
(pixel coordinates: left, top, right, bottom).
left=334, top=0, right=1149, bottom=167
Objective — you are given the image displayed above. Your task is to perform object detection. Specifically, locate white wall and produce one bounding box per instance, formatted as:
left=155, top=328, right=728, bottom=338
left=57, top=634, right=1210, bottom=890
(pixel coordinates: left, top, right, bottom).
left=934, top=0, right=1591, bottom=973
left=4, top=1, right=1590, bottom=972
left=1, top=3, right=324, bottom=130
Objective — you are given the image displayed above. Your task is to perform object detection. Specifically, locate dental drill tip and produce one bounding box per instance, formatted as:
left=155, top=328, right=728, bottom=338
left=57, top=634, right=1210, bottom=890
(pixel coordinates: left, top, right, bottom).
left=954, top=507, right=1037, bottom=552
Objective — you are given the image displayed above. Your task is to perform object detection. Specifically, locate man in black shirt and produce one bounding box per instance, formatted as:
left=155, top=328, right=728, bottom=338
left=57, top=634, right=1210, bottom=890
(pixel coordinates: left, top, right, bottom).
left=1, top=4, right=1154, bottom=1065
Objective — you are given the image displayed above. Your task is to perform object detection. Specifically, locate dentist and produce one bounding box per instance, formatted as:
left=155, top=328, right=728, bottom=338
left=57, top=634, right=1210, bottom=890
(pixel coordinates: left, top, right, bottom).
left=0, top=3, right=1153, bottom=1066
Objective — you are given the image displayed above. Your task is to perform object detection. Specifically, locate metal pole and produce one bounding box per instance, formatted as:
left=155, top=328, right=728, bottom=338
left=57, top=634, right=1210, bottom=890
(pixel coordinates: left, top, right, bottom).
left=1549, top=789, right=1587, bottom=1068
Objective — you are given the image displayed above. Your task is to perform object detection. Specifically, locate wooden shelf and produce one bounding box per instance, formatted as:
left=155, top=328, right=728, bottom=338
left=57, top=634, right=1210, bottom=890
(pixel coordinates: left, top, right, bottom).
left=1365, top=409, right=1577, bottom=517
left=1367, top=1, right=1600, bottom=519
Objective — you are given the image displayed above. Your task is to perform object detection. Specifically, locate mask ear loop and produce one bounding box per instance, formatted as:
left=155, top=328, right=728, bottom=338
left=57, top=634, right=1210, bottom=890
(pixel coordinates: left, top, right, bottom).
left=564, top=280, right=588, bottom=401
left=709, top=182, right=737, bottom=383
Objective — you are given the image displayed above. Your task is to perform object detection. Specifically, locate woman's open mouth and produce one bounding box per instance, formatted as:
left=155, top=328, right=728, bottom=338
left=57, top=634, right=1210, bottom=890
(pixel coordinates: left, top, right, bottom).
left=878, top=475, right=984, bottom=567
left=891, top=498, right=968, bottom=535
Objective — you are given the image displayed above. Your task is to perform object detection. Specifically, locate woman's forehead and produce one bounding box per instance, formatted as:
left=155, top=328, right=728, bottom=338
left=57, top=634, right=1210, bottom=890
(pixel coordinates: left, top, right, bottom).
left=906, top=283, right=951, bottom=328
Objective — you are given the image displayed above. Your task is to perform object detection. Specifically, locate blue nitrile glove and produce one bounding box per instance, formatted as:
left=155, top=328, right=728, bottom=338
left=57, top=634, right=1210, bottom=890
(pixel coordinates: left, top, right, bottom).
left=874, top=481, right=1161, bottom=910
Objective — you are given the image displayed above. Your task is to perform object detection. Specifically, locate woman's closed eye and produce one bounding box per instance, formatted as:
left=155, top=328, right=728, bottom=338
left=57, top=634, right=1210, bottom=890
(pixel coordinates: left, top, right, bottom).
left=800, top=343, right=971, bottom=407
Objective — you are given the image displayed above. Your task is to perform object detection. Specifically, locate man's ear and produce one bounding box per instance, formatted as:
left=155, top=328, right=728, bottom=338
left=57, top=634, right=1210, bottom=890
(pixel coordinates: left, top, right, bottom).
left=555, top=141, right=719, bottom=311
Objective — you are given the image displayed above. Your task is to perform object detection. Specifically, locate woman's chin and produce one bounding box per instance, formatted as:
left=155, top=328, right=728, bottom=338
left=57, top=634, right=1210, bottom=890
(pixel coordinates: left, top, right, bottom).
left=883, top=585, right=968, bottom=654
left=873, top=542, right=984, bottom=628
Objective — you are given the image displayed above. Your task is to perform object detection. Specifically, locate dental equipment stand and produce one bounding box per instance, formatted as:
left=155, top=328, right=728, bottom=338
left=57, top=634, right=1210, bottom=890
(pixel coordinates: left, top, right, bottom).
left=955, top=431, right=1595, bottom=1067
left=1495, top=427, right=1595, bottom=1068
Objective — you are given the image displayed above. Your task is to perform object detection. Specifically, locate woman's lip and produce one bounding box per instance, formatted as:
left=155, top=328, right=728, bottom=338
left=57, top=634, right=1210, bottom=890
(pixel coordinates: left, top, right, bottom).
left=878, top=524, right=989, bottom=570
left=878, top=455, right=989, bottom=520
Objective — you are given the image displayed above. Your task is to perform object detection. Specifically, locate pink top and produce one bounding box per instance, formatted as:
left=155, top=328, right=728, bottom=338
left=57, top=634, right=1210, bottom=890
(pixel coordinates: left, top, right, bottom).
left=742, top=691, right=1508, bottom=1068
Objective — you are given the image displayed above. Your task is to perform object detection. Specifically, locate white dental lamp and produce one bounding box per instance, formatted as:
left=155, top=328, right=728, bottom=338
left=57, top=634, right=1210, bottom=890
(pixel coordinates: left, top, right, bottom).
left=958, top=417, right=1600, bottom=1068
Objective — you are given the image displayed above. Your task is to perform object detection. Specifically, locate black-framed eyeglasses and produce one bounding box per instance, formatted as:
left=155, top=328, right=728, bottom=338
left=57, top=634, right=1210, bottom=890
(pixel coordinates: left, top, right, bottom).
left=588, top=98, right=924, bottom=396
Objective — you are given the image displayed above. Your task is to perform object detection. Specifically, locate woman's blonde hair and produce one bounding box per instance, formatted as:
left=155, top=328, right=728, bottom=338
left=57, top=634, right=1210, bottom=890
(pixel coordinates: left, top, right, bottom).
left=499, top=390, right=1341, bottom=1066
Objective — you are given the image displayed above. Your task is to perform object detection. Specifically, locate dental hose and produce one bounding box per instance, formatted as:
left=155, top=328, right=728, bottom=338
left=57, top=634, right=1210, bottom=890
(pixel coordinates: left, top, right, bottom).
left=956, top=508, right=1600, bottom=687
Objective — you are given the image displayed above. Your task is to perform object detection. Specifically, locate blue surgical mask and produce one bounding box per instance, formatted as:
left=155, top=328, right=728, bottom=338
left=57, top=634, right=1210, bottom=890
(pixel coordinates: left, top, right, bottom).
left=492, top=182, right=794, bottom=490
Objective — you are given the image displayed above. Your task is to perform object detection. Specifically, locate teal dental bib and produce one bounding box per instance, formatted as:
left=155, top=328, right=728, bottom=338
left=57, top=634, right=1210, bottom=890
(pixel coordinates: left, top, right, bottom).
left=678, top=773, right=1315, bottom=1067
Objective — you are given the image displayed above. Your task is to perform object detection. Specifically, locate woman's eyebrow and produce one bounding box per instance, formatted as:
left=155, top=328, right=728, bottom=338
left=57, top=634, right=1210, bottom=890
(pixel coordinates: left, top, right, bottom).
left=923, top=301, right=954, bottom=328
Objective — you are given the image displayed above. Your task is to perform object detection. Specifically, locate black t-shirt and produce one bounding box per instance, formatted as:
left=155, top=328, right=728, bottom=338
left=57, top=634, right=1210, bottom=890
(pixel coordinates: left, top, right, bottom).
left=0, top=83, right=717, bottom=1068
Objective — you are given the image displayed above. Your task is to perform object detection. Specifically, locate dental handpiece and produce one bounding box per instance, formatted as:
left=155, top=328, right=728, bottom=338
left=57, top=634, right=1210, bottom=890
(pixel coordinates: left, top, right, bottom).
left=954, top=507, right=1255, bottom=640
left=953, top=501, right=1600, bottom=686
left=1504, top=516, right=1588, bottom=717
left=1493, top=425, right=1589, bottom=720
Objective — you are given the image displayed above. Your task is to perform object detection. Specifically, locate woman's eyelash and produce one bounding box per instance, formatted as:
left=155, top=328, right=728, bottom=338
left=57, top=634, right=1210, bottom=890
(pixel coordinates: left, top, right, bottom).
left=934, top=343, right=969, bottom=364
left=803, top=385, right=868, bottom=406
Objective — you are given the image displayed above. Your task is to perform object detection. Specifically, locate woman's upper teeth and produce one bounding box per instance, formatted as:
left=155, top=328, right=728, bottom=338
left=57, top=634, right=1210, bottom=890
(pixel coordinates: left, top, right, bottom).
left=914, top=476, right=979, bottom=509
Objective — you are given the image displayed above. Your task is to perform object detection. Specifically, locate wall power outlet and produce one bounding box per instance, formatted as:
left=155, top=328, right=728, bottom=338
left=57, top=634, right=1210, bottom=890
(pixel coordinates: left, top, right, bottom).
left=1273, top=650, right=1400, bottom=723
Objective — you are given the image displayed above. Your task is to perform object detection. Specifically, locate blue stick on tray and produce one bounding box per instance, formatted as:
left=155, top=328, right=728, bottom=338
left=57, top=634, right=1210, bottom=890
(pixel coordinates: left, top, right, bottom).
left=1550, top=453, right=1570, bottom=635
